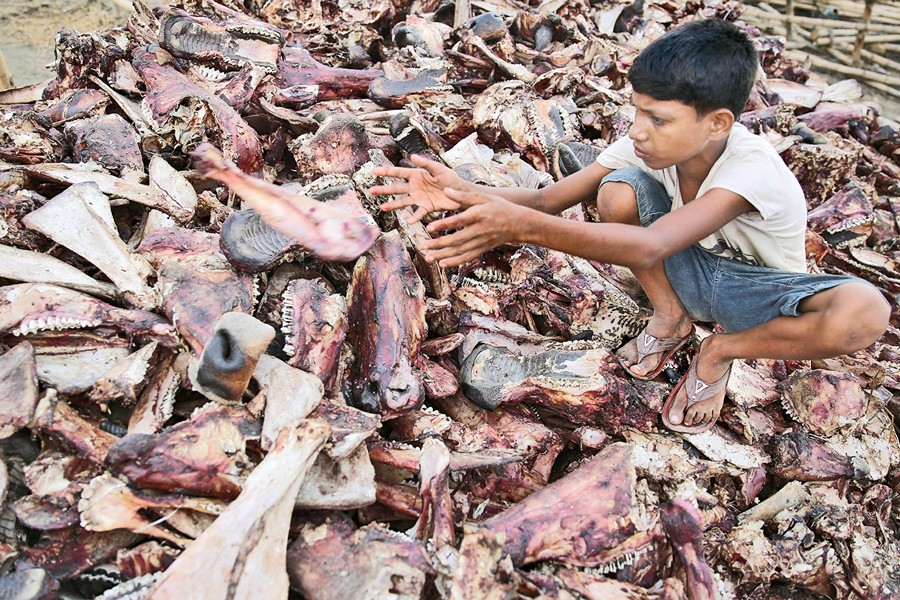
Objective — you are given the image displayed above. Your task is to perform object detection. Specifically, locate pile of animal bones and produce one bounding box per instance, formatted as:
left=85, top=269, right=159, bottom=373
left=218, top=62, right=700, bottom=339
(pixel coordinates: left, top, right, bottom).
left=0, top=0, right=899, bottom=597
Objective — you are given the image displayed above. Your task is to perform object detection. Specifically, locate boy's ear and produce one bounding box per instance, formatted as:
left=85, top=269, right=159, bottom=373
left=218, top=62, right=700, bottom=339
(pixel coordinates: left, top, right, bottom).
left=707, top=108, right=735, bottom=140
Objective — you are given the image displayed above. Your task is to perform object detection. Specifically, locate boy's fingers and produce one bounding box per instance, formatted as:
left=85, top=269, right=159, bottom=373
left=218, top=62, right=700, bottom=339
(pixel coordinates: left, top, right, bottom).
left=370, top=183, right=409, bottom=196
left=410, top=153, right=444, bottom=175
left=379, top=196, right=416, bottom=211
left=373, top=165, right=420, bottom=180
left=425, top=211, right=470, bottom=234
left=444, top=188, right=484, bottom=208
left=408, top=206, right=429, bottom=224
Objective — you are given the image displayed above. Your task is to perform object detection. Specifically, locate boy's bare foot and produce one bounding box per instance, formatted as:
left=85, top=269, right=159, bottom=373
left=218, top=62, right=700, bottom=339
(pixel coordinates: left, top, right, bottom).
left=617, top=316, right=694, bottom=378
left=665, top=335, right=732, bottom=430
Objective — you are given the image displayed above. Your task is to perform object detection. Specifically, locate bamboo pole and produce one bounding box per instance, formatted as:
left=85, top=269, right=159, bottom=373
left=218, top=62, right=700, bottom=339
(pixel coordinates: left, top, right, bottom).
left=454, top=0, right=471, bottom=28
left=790, top=50, right=900, bottom=91
left=742, top=7, right=900, bottom=33
left=853, top=0, right=877, bottom=63
left=0, top=49, right=11, bottom=92
left=749, top=0, right=900, bottom=24
left=814, top=33, right=900, bottom=44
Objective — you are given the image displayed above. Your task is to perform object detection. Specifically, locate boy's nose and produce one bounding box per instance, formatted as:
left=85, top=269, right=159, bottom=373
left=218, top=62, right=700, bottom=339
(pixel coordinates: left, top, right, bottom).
left=628, top=120, right=647, bottom=142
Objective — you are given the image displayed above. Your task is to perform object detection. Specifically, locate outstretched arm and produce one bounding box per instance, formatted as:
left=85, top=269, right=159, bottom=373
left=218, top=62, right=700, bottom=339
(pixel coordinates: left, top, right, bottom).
left=372, top=155, right=613, bottom=223
left=420, top=186, right=753, bottom=268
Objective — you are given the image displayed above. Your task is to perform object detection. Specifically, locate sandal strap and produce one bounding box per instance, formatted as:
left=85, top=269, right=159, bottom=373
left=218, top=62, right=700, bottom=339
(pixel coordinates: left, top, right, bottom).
left=683, top=354, right=731, bottom=405
left=634, top=329, right=686, bottom=364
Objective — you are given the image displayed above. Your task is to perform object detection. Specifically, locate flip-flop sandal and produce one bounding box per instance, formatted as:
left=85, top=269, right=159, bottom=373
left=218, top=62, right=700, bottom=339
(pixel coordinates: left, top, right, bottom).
left=619, top=324, right=695, bottom=381
left=661, top=340, right=731, bottom=434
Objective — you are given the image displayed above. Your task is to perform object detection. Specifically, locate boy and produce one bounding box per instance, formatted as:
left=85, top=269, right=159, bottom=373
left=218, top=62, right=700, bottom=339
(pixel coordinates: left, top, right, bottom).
left=370, top=19, right=890, bottom=434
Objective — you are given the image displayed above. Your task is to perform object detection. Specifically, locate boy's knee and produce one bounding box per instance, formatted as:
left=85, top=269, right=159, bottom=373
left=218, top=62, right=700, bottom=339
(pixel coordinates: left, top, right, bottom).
left=827, top=282, right=890, bottom=349
left=595, top=181, right=640, bottom=225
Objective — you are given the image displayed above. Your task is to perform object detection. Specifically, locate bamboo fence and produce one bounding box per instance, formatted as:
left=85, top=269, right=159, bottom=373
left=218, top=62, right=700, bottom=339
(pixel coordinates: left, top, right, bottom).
left=742, top=0, right=900, bottom=101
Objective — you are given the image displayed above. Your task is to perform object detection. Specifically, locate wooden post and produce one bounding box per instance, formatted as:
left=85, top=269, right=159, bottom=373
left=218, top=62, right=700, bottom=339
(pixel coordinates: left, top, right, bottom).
left=786, top=0, right=795, bottom=40
left=853, top=0, right=876, bottom=64
left=454, top=0, right=471, bottom=29
left=0, top=48, right=12, bottom=92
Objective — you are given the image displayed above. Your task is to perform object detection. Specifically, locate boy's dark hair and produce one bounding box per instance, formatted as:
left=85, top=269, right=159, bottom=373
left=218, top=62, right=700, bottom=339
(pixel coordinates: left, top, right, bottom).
left=627, top=19, right=758, bottom=118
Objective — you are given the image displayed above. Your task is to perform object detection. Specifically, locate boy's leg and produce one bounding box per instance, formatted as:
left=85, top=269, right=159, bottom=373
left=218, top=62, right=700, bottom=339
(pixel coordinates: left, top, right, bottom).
left=667, top=281, right=890, bottom=428
left=595, top=170, right=693, bottom=376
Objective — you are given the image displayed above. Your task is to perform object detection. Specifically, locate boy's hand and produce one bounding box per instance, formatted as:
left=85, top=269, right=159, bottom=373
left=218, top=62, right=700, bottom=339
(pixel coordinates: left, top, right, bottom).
left=420, top=188, right=524, bottom=268
left=371, top=154, right=466, bottom=224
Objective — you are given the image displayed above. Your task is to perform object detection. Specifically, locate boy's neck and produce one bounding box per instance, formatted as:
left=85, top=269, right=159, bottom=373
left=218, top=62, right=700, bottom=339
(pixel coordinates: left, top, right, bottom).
left=676, top=134, right=730, bottom=188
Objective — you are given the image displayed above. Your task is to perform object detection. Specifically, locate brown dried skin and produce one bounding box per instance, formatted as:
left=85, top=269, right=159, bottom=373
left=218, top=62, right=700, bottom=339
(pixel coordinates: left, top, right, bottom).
left=287, top=513, right=434, bottom=600
left=146, top=420, right=329, bottom=599
left=0, top=191, right=50, bottom=253
left=798, top=102, right=878, bottom=144
left=105, top=404, right=261, bottom=499
left=346, top=230, right=426, bottom=417
left=132, top=46, right=262, bottom=175
left=278, top=46, right=383, bottom=101
left=449, top=530, right=518, bottom=600
left=780, top=140, right=859, bottom=206
left=63, top=115, right=145, bottom=183
left=0, top=342, right=39, bottom=439
left=806, top=182, right=873, bottom=249
left=479, top=443, right=660, bottom=568
left=190, top=312, right=275, bottom=405
left=192, top=143, right=379, bottom=262
left=282, top=277, right=348, bottom=392
left=18, top=527, right=139, bottom=582
left=368, top=70, right=453, bottom=109
left=780, top=369, right=867, bottom=437
left=460, top=341, right=658, bottom=431
left=289, top=115, right=379, bottom=181
left=13, top=494, right=80, bottom=531
left=46, top=29, right=128, bottom=100
left=159, top=9, right=284, bottom=75
left=768, top=429, right=861, bottom=481
left=310, top=399, right=381, bottom=459
left=660, top=499, right=716, bottom=600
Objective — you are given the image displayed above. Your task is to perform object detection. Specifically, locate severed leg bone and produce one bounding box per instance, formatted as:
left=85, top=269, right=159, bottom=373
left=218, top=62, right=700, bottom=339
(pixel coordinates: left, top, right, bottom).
left=146, top=419, right=329, bottom=599
left=191, top=143, right=379, bottom=262
left=253, top=355, right=323, bottom=451
left=188, top=312, right=275, bottom=405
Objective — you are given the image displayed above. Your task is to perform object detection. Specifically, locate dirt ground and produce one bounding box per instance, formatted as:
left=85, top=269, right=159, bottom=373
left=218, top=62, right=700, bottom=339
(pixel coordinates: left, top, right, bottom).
left=0, top=0, right=896, bottom=119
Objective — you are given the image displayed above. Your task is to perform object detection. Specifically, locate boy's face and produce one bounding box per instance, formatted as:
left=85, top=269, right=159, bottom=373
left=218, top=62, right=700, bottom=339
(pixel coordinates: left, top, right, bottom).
left=628, top=92, right=726, bottom=170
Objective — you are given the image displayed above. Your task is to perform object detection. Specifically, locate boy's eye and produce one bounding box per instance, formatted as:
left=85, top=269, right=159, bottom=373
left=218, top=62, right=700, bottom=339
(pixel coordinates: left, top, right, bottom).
left=651, top=116, right=665, bottom=125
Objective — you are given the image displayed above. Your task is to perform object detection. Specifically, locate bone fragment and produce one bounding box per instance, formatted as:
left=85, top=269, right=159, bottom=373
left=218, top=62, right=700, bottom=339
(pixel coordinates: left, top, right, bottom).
left=22, top=182, right=159, bottom=310
left=660, top=499, right=717, bottom=600
left=449, top=530, right=516, bottom=600
left=146, top=419, right=330, bottom=600
left=0, top=342, right=39, bottom=439
left=738, top=481, right=809, bottom=524
left=409, top=437, right=455, bottom=549
left=683, top=426, right=769, bottom=469
left=0, top=244, right=119, bottom=300
left=295, top=444, right=376, bottom=509
left=30, top=390, right=119, bottom=465
left=34, top=344, right=131, bottom=395
left=253, top=355, right=324, bottom=451
left=24, top=163, right=192, bottom=220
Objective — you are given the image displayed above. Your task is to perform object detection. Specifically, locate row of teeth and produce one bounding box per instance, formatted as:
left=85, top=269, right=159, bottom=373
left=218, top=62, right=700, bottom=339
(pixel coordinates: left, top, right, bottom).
left=97, top=572, right=164, bottom=600
left=825, top=214, right=871, bottom=234
left=456, top=276, right=493, bottom=291
left=585, top=545, right=651, bottom=575
left=227, top=24, right=284, bottom=43
left=194, top=64, right=228, bottom=81
left=471, top=267, right=510, bottom=284
left=303, top=174, right=352, bottom=194
left=12, top=317, right=102, bottom=336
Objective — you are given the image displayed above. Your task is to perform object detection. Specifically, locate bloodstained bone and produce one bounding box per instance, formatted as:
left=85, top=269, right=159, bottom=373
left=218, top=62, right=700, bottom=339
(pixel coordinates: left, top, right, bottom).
left=105, top=404, right=261, bottom=499
left=192, top=143, right=380, bottom=262
left=346, top=229, right=426, bottom=417
left=287, top=512, right=434, bottom=600
left=408, top=437, right=455, bottom=549
left=768, top=429, right=862, bottom=481
left=63, top=114, right=145, bottom=182
left=660, top=499, right=717, bottom=600
left=132, top=46, right=262, bottom=175
left=281, top=277, right=348, bottom=391
left=278, top=46, right=383, bottom=101
left=31, top=393, right=119, bottom=466
left=18, top=527, right=139, bottom=582
left=479, top=443, right=660, bottom=568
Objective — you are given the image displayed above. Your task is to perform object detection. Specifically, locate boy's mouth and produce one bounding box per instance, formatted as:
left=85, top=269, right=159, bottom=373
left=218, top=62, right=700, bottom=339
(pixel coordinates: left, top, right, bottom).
left=633, top=146, right=650, bottom=160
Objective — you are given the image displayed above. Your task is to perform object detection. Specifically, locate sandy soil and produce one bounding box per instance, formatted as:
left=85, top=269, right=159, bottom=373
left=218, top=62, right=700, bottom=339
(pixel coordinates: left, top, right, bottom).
left=0, top=0, right=896, bottom=119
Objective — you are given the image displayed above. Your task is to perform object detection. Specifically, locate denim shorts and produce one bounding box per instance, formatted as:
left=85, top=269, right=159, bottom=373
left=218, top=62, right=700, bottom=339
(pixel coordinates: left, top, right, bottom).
left=599, top=167, right=864, bottom=333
